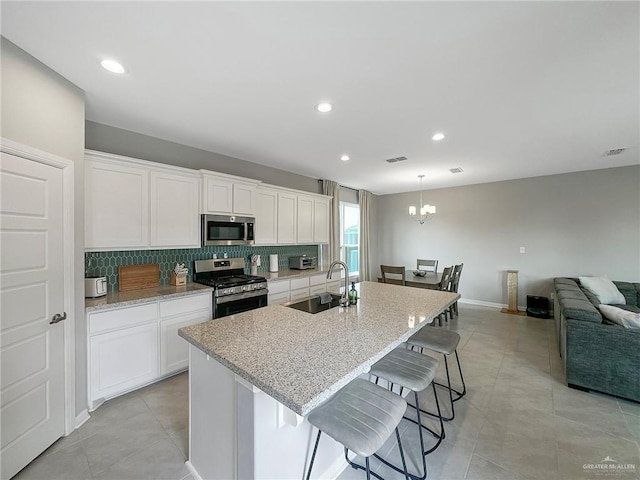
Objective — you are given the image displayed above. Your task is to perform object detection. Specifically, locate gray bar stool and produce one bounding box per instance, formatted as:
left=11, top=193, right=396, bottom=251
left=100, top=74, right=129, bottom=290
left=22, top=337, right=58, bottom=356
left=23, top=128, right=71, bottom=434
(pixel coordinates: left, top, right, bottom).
left=407, top=327, right=466, bottom=422
left=369, top=347, right=445, bottom=480
left=305, top=378, right=410, bottom=480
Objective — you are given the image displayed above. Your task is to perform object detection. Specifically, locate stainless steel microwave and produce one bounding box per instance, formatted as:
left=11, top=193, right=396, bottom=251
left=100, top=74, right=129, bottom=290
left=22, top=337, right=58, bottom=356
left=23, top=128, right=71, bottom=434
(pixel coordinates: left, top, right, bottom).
left=202, top=214, right=255, bottom=246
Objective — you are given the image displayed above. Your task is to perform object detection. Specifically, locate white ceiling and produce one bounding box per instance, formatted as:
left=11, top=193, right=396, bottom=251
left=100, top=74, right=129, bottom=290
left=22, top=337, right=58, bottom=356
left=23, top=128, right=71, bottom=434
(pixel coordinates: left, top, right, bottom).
left=2, top=1, right=638, bottom=195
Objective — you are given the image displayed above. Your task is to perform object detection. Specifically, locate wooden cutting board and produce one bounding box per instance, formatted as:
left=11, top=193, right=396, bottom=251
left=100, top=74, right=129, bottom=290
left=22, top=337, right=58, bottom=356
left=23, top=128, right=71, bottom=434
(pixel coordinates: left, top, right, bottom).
left=118, top=264, right=160, bottom=291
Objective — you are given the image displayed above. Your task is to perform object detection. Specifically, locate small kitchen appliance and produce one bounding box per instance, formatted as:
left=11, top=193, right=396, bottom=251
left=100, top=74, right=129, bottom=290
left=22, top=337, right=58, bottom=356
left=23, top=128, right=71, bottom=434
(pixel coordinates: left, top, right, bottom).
left=85, top=276, right=108, bottom=298
left=193, top=258, right=268, bottom=319
left=289, top=255, right=317, bottom=270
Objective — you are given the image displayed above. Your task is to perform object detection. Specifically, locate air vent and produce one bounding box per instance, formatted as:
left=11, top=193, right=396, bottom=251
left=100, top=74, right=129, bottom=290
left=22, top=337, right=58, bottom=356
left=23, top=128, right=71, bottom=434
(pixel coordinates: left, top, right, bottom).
left=449, top=167, right=464, bottom=174
left=385, top=156, right=408, bottom=163
left=602, top=148, right=627, bottom=157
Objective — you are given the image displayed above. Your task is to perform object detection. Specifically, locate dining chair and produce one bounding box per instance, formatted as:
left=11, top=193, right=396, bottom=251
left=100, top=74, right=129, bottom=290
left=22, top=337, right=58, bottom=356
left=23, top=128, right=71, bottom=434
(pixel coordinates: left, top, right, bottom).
left=434, top=266, right=453, bottom=325
left=449, top=263, right=464, bottom=317
left=416, top=259, right=438, bottom=273
left=380, top=265, right=406, bottom=286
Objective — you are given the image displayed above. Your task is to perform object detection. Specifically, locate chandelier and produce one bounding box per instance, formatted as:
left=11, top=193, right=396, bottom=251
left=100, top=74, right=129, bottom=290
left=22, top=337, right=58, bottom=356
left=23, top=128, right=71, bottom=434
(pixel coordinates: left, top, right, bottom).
left=408, top=175, right=436, bottom=224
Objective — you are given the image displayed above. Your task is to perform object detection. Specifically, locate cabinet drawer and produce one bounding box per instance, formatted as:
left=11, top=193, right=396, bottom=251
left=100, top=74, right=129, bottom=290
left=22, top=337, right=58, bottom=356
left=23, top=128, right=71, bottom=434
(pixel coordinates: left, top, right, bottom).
left=309, top=274, right=326, bottom=286
left=290, top=277, right=310, bottom=290
left=89, top=303, right=158, bottom=334
left=268, top=279, right=290, bottom=294
left=290, top=287, right=310, bottom=301
left=160, top=293, right=211, bottom=318
left=309, top=284, right=327, bottom=295
left=268, top=292, right=290, bottom=305
left=326, top=280, right=342, bottom=293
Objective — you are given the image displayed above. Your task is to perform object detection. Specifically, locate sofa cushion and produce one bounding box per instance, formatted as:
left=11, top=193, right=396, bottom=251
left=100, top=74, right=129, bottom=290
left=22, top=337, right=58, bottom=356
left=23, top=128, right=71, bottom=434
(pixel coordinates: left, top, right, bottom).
left=614, top=282, right=640, bottom=307
left=578, top=276, right=626, bottom=305
left=599, top=305, right=640, bottom=329
left=562, top=298, right=603, bottom=323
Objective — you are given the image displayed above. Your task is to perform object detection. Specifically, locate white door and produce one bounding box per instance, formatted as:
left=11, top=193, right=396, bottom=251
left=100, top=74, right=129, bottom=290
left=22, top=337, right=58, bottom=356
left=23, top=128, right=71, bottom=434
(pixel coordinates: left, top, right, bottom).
left=0, top=152, right=66, bottom=479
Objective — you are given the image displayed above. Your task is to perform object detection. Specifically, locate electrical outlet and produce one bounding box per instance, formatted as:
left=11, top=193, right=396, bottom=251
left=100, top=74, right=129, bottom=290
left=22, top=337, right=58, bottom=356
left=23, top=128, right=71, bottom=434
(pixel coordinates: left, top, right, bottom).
left=519, top=246, right=526, bottom=254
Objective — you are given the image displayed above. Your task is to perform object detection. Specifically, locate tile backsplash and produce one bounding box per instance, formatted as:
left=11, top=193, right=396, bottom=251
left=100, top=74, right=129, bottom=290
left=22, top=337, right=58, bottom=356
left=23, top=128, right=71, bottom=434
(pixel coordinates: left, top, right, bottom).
left=85, top=245, right=320, bottom=292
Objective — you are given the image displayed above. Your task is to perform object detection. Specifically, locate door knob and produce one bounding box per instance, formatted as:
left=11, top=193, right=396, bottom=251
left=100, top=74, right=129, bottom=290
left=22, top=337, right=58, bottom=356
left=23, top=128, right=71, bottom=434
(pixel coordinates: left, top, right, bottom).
left=50, top=312, right=67, bottom=324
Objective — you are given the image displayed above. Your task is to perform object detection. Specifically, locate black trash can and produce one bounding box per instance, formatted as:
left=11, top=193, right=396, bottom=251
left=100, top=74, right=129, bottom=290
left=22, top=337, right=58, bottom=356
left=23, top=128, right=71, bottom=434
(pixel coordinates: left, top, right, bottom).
left=526, top=295, right=550, bottom=318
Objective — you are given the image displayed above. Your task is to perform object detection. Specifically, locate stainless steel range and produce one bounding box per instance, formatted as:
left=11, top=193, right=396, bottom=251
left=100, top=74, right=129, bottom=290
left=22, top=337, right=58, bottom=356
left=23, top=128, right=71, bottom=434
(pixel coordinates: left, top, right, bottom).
left=193, top=258, right=268, bottom=319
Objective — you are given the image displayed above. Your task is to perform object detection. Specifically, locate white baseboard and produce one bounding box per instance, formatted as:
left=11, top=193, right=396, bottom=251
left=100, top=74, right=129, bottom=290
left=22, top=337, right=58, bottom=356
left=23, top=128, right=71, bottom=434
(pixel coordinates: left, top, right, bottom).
left=458, top=298, right=527, bottom=311
left=185, top=461, right=203, bottom=480
left=74, top=409, right=90, bottom=430
left=318, top=454, right=349, bottom=480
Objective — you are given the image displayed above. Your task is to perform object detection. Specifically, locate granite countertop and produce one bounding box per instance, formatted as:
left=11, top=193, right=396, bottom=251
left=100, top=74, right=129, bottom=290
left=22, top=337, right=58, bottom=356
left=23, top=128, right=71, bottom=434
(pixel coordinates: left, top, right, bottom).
left=179, top=281, right=459, bottom=416
left=85, top=283, right=213, bottom=313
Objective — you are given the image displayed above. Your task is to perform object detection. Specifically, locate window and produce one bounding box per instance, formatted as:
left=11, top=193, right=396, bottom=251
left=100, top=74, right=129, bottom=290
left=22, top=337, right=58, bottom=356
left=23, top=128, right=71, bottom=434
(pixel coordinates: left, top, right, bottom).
left=339, top=202, right=359, bottom=276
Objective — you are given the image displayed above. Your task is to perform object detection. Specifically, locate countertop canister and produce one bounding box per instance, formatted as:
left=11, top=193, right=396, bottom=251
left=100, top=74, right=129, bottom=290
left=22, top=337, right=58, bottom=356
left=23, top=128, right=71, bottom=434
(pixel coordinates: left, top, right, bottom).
left=269, top=254, right=278, bottom=273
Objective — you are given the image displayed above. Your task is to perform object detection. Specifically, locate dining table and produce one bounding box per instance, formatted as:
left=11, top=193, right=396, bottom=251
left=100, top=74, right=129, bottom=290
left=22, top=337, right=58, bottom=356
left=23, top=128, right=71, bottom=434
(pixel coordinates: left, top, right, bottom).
left=377, top=269, right=443, bottom=289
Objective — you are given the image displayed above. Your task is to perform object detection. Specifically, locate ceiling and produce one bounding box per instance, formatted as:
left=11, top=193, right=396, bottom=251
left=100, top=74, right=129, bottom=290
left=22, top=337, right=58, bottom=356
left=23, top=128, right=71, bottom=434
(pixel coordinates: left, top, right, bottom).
left=2, top=1, right=638, bottom=195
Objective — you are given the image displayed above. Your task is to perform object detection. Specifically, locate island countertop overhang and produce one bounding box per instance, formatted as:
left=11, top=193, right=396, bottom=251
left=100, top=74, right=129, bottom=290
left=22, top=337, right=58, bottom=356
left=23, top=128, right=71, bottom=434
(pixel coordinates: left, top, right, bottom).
left=179, top=281, right=459, bottom=416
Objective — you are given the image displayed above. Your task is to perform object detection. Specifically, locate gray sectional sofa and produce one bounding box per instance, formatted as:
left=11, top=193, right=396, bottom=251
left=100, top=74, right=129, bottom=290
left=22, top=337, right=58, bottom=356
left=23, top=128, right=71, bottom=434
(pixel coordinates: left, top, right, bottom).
left=554, top=277, right=640, bottom=402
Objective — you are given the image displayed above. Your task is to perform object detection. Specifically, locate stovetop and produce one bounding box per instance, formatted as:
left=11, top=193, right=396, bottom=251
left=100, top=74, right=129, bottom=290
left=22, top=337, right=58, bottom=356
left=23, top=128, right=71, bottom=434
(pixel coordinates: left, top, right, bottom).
left=192, top=258, right=267, bottom=296
left=194, top=274, right=267, bottom=288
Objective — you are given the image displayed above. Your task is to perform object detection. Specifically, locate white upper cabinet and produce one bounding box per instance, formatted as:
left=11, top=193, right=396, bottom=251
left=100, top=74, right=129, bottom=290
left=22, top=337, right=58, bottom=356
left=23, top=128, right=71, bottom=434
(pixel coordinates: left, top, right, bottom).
left=296, top=195, right=314, bottom=244
left=233, top=183, right=256, bottom=215
left=254, top=184, right=332, bottom=246
left=254, top=186, right=278, bottom=244
left=313, top=197, right=330, bottom=244
left=150, top=171, right=200, bottom=248
left=277, top=192, right=298, bottom=244
left=85, top=150, right=200, bottom=251
left=200, top=171, right=258, bottom=216
left=85, top=156, right=149, bottom=250
left=204, top=177, right=233, bottom=213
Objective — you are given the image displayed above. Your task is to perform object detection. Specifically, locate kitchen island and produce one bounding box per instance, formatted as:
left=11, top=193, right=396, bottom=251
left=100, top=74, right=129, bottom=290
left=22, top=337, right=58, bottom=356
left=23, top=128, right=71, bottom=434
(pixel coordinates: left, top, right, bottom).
left=179, top=281, right=459, bottom=480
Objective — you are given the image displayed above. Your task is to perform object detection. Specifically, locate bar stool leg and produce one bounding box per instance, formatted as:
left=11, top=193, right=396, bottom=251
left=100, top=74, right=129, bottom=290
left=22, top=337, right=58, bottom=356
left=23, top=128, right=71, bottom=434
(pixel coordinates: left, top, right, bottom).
left=306, top=430, right=322, bottom=480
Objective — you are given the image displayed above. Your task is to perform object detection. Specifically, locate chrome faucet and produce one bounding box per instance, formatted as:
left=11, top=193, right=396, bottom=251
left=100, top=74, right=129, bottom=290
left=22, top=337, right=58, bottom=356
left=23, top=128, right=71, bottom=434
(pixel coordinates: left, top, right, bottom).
left=327, top=261, right=350, bottom=307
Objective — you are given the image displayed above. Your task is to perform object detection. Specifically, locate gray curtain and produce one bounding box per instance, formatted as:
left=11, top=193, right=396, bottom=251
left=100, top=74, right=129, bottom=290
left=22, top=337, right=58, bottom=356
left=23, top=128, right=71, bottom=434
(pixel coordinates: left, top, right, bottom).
left=321, top=180, right=340, bottom=262
left=359, top=189, right=372, bottom=281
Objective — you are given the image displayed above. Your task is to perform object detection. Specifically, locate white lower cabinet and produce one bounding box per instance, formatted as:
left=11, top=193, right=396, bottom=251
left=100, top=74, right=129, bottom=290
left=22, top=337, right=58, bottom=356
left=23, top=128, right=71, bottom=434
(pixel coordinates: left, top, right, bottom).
left=267, top=279, right=290, bottom=306
left=89, top=322, right=159, bottom=405
left=267, top=274, right=344, bottom=305
left=289, top=276, right=310, bottom=301
left=88, top=292, right=212, bottom=410
left=159, top=295, right=212, bottom=375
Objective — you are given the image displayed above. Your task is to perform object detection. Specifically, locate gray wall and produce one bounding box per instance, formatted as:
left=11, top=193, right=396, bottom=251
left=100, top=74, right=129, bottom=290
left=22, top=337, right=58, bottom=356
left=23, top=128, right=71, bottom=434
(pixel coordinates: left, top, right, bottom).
left=86, top=121, right=321, bottom=194
left=1, top=37, right=87, bottom=416
left=373, top=166, right=640, bottom=307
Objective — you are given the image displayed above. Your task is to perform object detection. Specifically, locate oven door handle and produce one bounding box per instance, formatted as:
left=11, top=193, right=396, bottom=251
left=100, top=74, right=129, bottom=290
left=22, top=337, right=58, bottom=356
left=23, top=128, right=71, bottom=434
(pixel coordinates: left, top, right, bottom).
left=215, top=289, right=268, bottom=304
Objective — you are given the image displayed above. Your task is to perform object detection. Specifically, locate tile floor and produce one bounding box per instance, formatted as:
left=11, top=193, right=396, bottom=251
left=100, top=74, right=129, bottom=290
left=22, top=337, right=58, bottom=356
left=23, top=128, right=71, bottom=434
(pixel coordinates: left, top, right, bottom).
left=13, top=305, right=640, bottom=480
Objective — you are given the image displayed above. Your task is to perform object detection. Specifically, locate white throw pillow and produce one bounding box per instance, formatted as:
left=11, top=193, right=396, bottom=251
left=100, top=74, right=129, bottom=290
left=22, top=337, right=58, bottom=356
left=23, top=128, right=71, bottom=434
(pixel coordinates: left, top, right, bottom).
left=578, top=276, right=625, bottom=305
left=598, top=304, right=640, bottom=328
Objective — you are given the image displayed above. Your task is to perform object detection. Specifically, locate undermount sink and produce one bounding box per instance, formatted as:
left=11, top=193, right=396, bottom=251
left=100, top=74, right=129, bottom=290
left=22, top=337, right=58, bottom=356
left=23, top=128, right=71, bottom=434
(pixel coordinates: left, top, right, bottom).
left=284, top=293, right=343, bottom=314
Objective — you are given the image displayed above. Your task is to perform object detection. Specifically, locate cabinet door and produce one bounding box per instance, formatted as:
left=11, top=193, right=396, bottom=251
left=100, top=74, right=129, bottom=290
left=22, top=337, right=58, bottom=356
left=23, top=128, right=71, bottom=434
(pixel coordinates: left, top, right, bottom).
left=297, top=195, right=314, bottom=244
left=255, top=188, right=278, bottom=244
left=277, top=192, right=297, bottom=244
left=268, top=292, right=290, bottom=305
left=85, top=159, right=149, bottom=249
left=160, top=310, right=211, bottom=375
left=159, top=294, right=212, bottom=375
left=233, top=183, right=256, bottom=215
left=150, top=171, right=200, bottom=247
left=290, top=288, right=310, bottom=301
left=204, top=177, right=233, bottom=214
left=89, top=322, right=159, bottom=403
left=313, top=198, right=330, bottom=244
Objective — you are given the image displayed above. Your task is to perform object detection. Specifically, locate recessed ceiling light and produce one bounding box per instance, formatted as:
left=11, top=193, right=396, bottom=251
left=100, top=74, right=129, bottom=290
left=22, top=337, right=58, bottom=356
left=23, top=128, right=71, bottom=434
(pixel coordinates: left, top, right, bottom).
left=340, top=155, right=350, bottom=161
left=101, top=59, right=126, bottom=74
left=432, top=133, right=445, bottom=141
left=315, top=103, right=333, bottom=113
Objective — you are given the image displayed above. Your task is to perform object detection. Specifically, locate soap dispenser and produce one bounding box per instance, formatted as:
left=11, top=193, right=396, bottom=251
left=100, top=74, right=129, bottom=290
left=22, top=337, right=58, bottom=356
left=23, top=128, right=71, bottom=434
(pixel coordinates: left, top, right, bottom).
left=349, top=282, right=358, bottom=306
